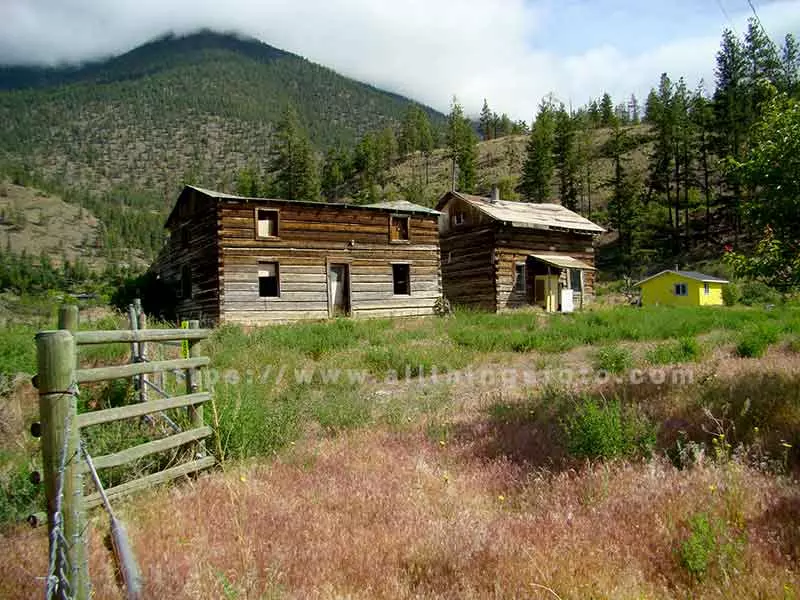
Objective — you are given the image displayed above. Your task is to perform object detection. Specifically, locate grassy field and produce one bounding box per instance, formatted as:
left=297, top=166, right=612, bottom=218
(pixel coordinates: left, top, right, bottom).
left=1, top=304, right=800, bottom=598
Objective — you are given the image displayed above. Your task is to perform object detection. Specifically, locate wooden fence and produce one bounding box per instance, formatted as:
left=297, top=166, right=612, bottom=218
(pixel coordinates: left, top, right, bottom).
left=34, top=304, right=215, bottom=599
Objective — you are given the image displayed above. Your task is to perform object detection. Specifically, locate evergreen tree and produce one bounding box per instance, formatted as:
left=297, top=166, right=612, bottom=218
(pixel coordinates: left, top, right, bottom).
left=479, top=99, right=493, bottom=140
left=520, top=99, right=557, bottom=202
left=629, top=94, right=641, bottom=124
left=600, top=93, right=615, bottom=126
left=321, top=147, right=350, bottom=200
left=554, top=105, right=580, bottom=211
left=269, top=106, right=320, bottom=201
left=607, top=121, right=642, bottom=270
left=446, top=97, right=478, bottom=192
left=781, top=33, right=800, bottom=95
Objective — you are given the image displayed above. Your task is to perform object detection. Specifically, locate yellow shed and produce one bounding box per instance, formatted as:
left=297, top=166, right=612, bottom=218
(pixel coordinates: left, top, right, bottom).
left=635, top=270, right=729, bottom=307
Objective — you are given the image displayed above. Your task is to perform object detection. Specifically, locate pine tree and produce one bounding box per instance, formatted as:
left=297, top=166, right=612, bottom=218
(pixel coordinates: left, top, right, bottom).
left=600, top=93, right=615, bottom=126
left=321, top=147, right=350, bottom=200
left=446, top=97, right=478, bottom=192
left=781, top=33, right=800, bottom=95
left=607, top=121, right=642, bottom=270
left=554, top=105, right=580, bottom=211
left=269, top=105, right=319, bottom=201
left=479, top=99, right=493, bottom=140
left=520, top=99, right=557, bottom=202
left=629, top=94, right=641, bottom=124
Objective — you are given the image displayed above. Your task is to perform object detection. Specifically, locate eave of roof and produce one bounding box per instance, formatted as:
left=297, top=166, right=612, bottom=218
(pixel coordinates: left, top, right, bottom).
left=635, top=270, right=730, bottom=286
left=436, top=191, right=605, bottom=234
left=166, top=185, right=441, bottom=228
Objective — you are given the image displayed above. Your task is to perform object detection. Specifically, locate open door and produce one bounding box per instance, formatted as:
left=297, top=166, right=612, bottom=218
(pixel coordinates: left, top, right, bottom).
left=328, top=264, right=351, bottom=317
left=534, top=275, right=559, bottom=312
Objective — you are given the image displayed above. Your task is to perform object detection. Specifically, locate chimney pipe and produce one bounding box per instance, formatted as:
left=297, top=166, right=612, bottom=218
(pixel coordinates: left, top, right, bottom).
left=491, top=186, right=500, bottom=202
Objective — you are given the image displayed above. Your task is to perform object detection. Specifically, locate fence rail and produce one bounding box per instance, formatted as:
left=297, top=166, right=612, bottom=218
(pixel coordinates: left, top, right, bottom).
left=34, top=304, right=215, bottom=599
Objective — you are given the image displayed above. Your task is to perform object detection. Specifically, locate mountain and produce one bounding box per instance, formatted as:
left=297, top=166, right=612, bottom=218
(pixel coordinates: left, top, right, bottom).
left=0, top=30, right=445, bottom=202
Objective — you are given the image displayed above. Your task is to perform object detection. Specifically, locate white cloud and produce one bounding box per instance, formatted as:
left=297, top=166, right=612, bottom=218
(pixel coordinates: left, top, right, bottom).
left=1, top=0, right=799, bottom=121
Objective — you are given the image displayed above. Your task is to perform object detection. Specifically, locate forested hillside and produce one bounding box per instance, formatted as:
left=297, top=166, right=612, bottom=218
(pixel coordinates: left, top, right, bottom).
left=0, top=30, right=443, bottom=200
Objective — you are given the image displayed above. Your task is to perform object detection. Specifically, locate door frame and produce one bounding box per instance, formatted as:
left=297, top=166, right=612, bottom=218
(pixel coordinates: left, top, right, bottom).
left=326, top=259, right=352, bottom=318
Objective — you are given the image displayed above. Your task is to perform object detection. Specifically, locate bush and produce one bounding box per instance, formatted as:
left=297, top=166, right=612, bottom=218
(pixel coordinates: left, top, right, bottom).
left=679, top=512, right=717, bottom=580
left=738, top=280, right=782, bottom=307
left=593, top=345, right=633, bottom=374
left=788, top=336, right=800, bottom=354
left=722, top=282, right=741, bottom=306
left=735, top=326, right=780, bottom=358
left=646, top=337, right=701, bottom=365
left=0, top=456, right=43, bottom=526
left=562, top=397, right=656, bottom=460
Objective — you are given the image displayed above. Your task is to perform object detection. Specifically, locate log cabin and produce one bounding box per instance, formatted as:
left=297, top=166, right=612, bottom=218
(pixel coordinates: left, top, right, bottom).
left=436, top=190, right=605, bottom=313
left=151, top=185, right=443, bottom=325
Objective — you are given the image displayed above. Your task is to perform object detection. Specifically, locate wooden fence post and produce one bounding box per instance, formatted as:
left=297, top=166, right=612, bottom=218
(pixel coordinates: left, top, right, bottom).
left=57, top=305, right=79, bottom=332
left=186, top=320, right=204, bottom=457
left=136, top=302, right=148, bottom=405
left=36, top=330, right=89, bottom=600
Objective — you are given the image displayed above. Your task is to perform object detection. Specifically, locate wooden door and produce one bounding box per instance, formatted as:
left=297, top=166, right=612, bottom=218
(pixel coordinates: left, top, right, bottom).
left=328, top=264, right=350, bottom=317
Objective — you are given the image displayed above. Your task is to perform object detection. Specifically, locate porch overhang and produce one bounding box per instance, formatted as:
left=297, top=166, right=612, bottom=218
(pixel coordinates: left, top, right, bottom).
left=528, top=253, right=596, bottom=271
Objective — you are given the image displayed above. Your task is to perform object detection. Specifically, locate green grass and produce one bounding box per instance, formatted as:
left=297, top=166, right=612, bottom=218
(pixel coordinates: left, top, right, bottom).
left=647, top=337, right=702, bottom=365
left=447, top=305, right=800, bottom=354
left=593, top=345, right=634, bottom=373
left=735, top=325, right=781, bottom=358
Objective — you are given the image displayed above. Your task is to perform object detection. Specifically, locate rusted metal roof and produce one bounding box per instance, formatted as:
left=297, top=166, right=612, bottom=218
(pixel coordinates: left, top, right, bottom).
left=439, top=191, right=605, bottom=234
left=529, top=253, right=596, bottom=271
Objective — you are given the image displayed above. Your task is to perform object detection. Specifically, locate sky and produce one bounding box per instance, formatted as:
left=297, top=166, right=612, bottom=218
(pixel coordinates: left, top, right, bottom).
left=1, top=0, right=799, bottom=120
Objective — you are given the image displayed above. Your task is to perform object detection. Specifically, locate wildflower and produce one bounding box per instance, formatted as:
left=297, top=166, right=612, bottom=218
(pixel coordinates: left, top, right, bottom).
left=240, top=475, right=247, bottom=482
left=709, top=484, right=716, bottom=493
left=443, top=473, right=449, bottom=483
left=498, top=495, right=505, bottom=502
left=753, top=426, right=759, bottom=434
left=439, top=439, right=446, bottom=447
left=781, top=441, right=792, bottom=449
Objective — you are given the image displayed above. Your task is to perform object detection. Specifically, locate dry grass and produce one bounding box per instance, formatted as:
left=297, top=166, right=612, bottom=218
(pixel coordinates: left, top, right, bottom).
left=3, top=312, right=800, bottom=598
left=2, top=427, right=798, bottom=599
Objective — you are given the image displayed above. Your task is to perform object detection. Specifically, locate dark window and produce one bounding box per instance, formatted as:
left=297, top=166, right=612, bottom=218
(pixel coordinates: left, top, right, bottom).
left=514, top=263, right=526, bottom=293
left=180, top=226, right=190, bottom=248
left=256, top=209, right=279, bottom=238
left=674, top=283, right=688, bottom=297
left=704, top=283, right=710, bottom=295
left=452, top=212, right=466, bottom=227
left=390, top=216, right=409, bottom=241
left=569, top=269, right=583, bottom=291
left=259, top=262, right=279, bottom=297
left=181, top=265, right=192, bottom=299
left=392, top=264, right=410, bottom=295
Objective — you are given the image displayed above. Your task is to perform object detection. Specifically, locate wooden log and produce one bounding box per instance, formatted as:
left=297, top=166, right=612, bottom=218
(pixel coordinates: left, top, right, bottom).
left=74, top=329, right=211, bottom=345
left=57, top=305, right=79, bottom=331
left=82, top=426, right=212, bottom=472
left=186, top=320, right=205, bottom=458
left=36, top=330, right=89, bottom=599
left=84, top=456, right=216, bottom=509
left=77, top=392, right=210, bottom=428
left=75, top=357, right=209, bottom=384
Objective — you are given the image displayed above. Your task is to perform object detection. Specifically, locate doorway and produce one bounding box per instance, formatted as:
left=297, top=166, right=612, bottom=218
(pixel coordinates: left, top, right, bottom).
left=328, top=264, right=351, bottom=317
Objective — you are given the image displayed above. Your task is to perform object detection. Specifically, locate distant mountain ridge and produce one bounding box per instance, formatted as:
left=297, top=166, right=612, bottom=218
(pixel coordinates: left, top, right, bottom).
left=0, top=30, right=445, bottom=199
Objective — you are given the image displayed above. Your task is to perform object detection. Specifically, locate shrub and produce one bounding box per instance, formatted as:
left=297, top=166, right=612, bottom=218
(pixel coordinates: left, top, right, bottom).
left=721, top=282, right=741, bottom=306
left=738, top=280, right=782, bottom=307
left=0, top=455, right=43, bottom=526
left=735, top=326, right=780, bottom=358
left=788, top=336, right=800, bottom=354
left=562, top=397, right=656, bottom=460
left=646, top=337, right=701, bottom=365
left=679, top=512, right=717, bottom=580
left=593, top=345, right=633, bottom=374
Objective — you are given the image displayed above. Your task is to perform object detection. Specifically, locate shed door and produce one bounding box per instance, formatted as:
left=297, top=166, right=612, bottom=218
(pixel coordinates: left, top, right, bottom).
left=329, top=264, right=350, bottom=317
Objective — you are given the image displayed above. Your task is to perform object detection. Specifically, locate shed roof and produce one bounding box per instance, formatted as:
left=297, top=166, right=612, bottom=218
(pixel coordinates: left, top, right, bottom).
left=529, top=253, right=596, bottom=271
left=436, top=191, right=605, bottom=234
left=166, top=185, right=440, bottom=228
left=635, top=270, right=730, bottom=286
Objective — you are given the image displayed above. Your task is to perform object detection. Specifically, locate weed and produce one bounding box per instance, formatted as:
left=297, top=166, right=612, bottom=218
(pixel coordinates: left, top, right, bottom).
left=735, top=325, right=780, bottom=358
left=0, top=454, right=43, bottom=526
left=593, top=345, right=633, bottom=374
left=562, top=396, right=656, bottom=460
left=678, top=510, right=746, bottom=583
left=646, top=337, right=702, bottom=365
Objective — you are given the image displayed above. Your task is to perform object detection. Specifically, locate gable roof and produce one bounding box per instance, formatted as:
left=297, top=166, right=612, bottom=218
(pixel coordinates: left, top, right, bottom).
left=166, top=185, right=440, bottom=228
left=436, top=191, right=605, bottom=234
left=635, top=270, right=730, bottom=286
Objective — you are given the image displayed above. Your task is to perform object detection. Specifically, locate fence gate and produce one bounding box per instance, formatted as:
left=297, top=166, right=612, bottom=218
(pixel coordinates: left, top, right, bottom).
left=33, top=306, right=215, bottom=599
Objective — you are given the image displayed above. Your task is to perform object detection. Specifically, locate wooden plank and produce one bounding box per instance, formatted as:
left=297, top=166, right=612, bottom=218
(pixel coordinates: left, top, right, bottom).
left=75, top=329, right=211, bottom=345
left=77, top=392, right=211, bottom=428
left=76, top=357, right=209, bottom=384
left=84, top=456, right=216, bottom=509
left=83, top=426, right=212, bottom=472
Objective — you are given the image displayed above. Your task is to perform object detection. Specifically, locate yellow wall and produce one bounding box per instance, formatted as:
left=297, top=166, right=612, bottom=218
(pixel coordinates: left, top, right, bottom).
left=640, top=272, right=726, bottom=307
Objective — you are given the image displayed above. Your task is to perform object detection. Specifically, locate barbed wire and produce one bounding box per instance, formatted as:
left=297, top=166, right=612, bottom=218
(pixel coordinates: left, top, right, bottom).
left=44, top=384, right=77, bottom=600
